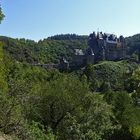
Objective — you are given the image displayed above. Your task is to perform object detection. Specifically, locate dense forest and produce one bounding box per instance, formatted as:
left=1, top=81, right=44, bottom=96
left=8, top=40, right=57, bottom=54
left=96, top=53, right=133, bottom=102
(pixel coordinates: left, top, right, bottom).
left=1, top=33, right=140, bottom=64
left=0, top=34, right=88, bottom=64
left=0, top=33, right=140, bottom=140
left=1, top=6, right=140, bottom=140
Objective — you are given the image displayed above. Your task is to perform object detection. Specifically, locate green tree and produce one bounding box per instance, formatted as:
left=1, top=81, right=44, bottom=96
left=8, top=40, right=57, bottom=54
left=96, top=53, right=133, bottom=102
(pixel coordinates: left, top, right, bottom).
left=0, top=92, right=23, bottom=135
left=28, top=121, right=57, bottom=140
left=84, top=64, right=100, bottom=91
left=0, top=43, right=8, bottom=93
left=58, top=93, right=119, bottom=140
left=0, top=6, right=4, bottom=22
left=107, top=92, right=140, bottom=140
left=127, top=67, right=140, bottom=105
left=81, top=93, right=119, bottom=140
left=38, top=74, right=88, bottom=131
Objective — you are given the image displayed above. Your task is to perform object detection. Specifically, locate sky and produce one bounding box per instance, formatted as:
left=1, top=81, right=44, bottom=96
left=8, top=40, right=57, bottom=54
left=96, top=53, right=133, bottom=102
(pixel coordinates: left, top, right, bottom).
left=0, top=0, right=140, bottom=41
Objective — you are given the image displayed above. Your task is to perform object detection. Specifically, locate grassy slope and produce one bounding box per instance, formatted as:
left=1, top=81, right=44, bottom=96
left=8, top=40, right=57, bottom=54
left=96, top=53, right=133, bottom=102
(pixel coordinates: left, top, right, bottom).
left=86, top=60, right=139, bottom=91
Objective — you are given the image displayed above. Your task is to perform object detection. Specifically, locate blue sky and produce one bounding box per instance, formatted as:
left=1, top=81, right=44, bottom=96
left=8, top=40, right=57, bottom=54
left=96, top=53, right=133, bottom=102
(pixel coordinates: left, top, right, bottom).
left=0, top=0, right=140, bottom=41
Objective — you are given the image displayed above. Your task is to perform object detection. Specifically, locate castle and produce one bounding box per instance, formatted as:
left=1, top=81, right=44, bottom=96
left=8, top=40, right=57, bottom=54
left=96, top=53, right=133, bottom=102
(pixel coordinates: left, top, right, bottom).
left=73, top=32, right=127, bottom=66
left=34, top=32, right=127, bottom=70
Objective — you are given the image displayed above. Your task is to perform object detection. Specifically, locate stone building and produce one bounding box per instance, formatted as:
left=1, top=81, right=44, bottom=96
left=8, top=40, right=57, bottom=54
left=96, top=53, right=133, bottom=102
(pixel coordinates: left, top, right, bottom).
left=88, top=32, right=126, bottom=63
left=73, top=31, right=127, bottom=66
left=73, top=49, right=86, bottom=66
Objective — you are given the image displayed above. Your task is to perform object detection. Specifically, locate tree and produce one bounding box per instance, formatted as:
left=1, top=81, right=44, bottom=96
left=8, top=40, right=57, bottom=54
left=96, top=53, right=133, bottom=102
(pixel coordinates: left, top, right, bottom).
left=107, top=92, right=140, bottom=140
left=127, top=67, right=140, bottom=106
left=0, top=6, right=4, bottom=22
left=28, top=121, right=57, bottom=140
left=35, top=74, right=88, bottom=130
left=84, top=64, right=100, bottom=91
left=80, top=93, right=119, bottom=140
left=0, top=91, right=24, bottom=135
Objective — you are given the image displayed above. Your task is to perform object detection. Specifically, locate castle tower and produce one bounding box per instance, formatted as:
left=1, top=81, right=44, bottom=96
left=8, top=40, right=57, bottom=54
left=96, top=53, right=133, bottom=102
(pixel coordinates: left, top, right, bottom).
left=87, top=32, right=127, bottom=62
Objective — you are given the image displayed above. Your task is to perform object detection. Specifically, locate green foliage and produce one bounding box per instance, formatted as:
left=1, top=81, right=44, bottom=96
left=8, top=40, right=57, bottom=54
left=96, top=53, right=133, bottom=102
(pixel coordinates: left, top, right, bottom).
left=104, top=91, right=140, bottom=140
left=130, top=125, right=140, bottom=140
left=0, top=42, right=8, bottom=93
left=0, top=34, right=88, bottom=64
left=0, top=6, right=4, bottom=22
left=126, top=34, right=140, bottom=59
left=55, top=93, right=118, bottom=140
left=80, top=93, right=119, bottom=140
left=0, top=92, right=23, bottom=135
left=28, top=121, right=56, bottom=140
left=1, top=31, right=140, bottom=139
left=84, top=64, right=100, bottom=91
left=127, top=67, right=140, bottom=105
left=29, top=74, right=89, bottom=128
left=84, top=61, right=138, bottom=92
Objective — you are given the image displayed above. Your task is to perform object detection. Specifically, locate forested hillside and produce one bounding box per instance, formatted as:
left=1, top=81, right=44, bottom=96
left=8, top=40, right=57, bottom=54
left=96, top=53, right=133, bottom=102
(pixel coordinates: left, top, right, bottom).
left=126, top=34, right=140, bottom=60
left=1, top=33, right=140, bottom=139
left=1, top=33, right=140, bottom=66
left=0, top=34, right=88, bottom=64
left=1, top=0, right=140, bottom=139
